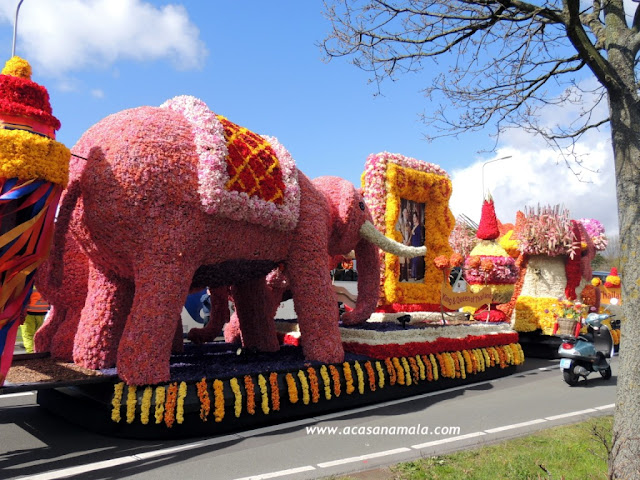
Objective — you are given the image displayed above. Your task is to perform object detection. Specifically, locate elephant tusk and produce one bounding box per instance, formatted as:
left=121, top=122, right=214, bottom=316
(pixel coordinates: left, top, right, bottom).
left=359, top=221, right=427, bottom=259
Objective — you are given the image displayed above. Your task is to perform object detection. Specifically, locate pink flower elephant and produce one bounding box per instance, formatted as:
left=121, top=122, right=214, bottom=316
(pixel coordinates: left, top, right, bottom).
left=49, top=96, right=424, bottom=385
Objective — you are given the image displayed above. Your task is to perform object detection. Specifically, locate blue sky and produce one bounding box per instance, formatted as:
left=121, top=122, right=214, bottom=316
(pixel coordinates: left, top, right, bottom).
left=0, top=0, right=621, bottom=236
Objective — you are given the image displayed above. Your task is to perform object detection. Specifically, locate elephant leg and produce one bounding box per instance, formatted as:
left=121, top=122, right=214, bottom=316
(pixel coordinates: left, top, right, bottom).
left=117, top=261, right=192, bottom=385
left=231, top=278, right=279, bottom=352
left=73, top=263, right=134, bottom=370
left=171, top=317, right=184, bottom=353
left=188, top=286, right=230, bottom=344
left=288, top=257, right=344, bottom=364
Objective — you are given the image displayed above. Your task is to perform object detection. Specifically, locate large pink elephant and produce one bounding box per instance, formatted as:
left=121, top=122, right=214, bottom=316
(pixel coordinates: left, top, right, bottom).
left=56, top=96, right=424, bottom=385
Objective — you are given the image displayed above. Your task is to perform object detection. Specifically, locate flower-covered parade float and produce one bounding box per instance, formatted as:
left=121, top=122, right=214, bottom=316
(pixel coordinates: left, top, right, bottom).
left=2, top=91, right=524, bottom=437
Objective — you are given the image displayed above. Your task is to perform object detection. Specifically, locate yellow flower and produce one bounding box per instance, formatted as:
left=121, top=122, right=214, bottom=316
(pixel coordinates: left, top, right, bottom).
left=2, top=56, right=32, bottom=78
left=343, top=362, right=355, bottom=394
left=258, top=374, right=270, bottom=414
left=320, top=365, right=332, bottom=400
left=429, top=354, right=439, bottom=381
left=140, top=386, right=153, bottom=425
left=392, top=358, right=404, bottom=385
left=285, top=373, right=298, bottom=404
left=177, top=382, right=188, bottom=424
left=154, top=386, right=165, bottom=424
left=0, top=130, right=70, bottom=185
left=354, top=361, right=365, bottom=394
left=126, top=385, right=137, bottom=424
left=375, top=361, right=385, bottom=389
left=297, top=370, right=310, bottom=405
left=111, top=382, right=124, bottom=423
left=230, top=377, right=242, bottom=417
left=416, top=355, right=426, bottom=381
left=400, top=357, right=412, bottom=386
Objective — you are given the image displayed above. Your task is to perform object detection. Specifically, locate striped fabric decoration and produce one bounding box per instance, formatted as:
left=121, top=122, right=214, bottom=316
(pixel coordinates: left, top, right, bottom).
left=0, top=177, right=62, bottom=385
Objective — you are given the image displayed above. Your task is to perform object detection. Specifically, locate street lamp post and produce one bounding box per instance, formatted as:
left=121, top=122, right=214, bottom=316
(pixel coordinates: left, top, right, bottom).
left=12, top=0, right=25, bottom=57
left=481, top=155, right=513, bottom=200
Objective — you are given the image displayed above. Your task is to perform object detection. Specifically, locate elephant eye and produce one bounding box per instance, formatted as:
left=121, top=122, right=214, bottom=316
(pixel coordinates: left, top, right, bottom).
left=359, top=201, right=365, bottom=211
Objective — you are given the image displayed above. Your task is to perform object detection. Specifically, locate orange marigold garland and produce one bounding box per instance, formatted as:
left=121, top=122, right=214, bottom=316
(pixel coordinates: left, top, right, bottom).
left=329, top=365, right=341, bottom=397
left=154, top=386, right=165, bottom=424
left=230, top=377, right=242, bottom=417
left=456, top=351, right=466, bottom=379
left=285, top=373, right=299, bottom=403
left=297, top=370, right=310, bottom=405
left=306, top=367, right=320, bottom=404
left=451, top=352, right=461, bottom=378
left=354, top=361, right=365, bottom=394
left=364, top=361, right=377, bottom=391
left=408, top=356, right=420, bottom=383
left=462, top=350, right=473, bottom=374
left=111, top=382, right=124, bottom=423
left=140, top=386, right=153, bottom=425
left=422, top=355, right=433, bottom=381
left=435, top=353, right=447, bottom=378
left=164, top=382, right=178, bottom=428
left=343, top=362, right=355, bottom=394
left=258, top=374, right=270, bottom=414
left=196, top=378, right=210, bottom=421
left=213, top=379, right=225, bottom=422
left=269, top=372, right=280, bottom=411
left=385, top=358, right=397, bottom=385
left=392, top=358, right=405, bottom=385
left=244, top=375, right=256, bottom=414
left=320, top=365, right=332, bottom=400
left=375, top=361, right=386, bottom=389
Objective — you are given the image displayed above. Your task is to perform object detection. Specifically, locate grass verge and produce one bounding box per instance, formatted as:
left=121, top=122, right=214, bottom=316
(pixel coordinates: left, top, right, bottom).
left=337, top=415, right=612, bottom=480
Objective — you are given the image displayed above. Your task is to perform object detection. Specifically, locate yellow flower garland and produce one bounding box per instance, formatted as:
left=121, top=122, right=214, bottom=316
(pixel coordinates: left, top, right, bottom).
left=343, top=362, right=355, bottom=394
left=176, top=382, right=188, bottom=424
left=392, top=357, right=404, bottom=385
left=429, top=354, right=439, bottom=381
left=140, top=386, right=153, bottom=425
left=154, top=386, right=165, bottom=424
left=230, top=377, right=243, bottom=417
left=415, top=355, right=426, bottom=381
left=297, top=370, right=310, bottom=405
left=213, top=379, right=224, bottom=422
left=126, top=385, right=137, bottom=424
left=375, top=361, right=385, bottom=389
left=111, top=382, right=124, bottom=423
left=400, top=357, right=412, bottom=386
left=380, top=163, right=454, bottom=305
left=196, top=378, right=210, bottom=421
left=258, top=374, right=270, bottom=414
left=354, top=361, right=365, bottom=394
left=0, top=130, right=70, bottom=186
left=320, top=365, right=332, bottom=400
left=456, top=351, right=466, bottom=379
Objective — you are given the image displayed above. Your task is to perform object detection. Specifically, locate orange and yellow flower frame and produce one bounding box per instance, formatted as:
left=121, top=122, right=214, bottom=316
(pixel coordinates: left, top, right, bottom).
left=361, top=152, right=455, bottom=310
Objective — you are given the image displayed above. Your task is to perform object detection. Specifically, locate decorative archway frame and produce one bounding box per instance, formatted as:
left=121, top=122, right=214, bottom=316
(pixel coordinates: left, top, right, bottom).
left=361, top=152, right=455, bottom=310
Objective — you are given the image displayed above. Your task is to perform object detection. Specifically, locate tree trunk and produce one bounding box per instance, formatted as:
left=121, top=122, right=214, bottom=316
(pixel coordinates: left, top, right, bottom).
left=608, top=88, right=640, bottom=478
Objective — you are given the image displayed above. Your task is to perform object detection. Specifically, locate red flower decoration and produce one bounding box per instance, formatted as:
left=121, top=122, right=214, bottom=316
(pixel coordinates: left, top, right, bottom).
left=477, top=198, right=500, bottom=240
left=434, top=255, right=449, bottom=270
left=449, top=252, right=464, bottom=268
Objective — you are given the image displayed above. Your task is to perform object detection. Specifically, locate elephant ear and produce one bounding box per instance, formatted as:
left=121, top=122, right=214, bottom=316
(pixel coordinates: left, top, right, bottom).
left=313, top=176, right=362, bottom=253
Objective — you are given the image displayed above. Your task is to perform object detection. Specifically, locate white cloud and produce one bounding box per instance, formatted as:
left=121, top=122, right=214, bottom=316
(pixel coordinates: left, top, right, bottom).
left=0, top=0, right=207, bottom=76
left=90, top=88, right=104, bottom=98
left=449, top=135, right=618, bottom=237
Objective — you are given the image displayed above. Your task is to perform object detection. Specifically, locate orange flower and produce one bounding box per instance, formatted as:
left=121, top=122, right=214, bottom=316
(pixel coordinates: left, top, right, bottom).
left=434, top=255, right=449, bottom=270
left=307, top=367, right=320, bottom=404
left=467, top=256, right=481, bottom=269
left=196, top=378, right=210, bottom=422
left=244, top=375, right=256, bottom=415
left=213, top=379, right=224, bottom=422
left=343, top=362, right=355, bottom=394
left=164, top=382, right=178, bottom=428
left=408, top=357, right=420, bottom=383
left=385, top=358, right=397, bottom=385
left=329, top=365, right=341, bottom=397
left=285, top=373, right=298, bottom=404
left=269, top=372, right=280, bottom=411
left=449, top=252, right=464, bottom=268
left=480, top=258, right=494, bottom=272
left=364, top=361, right=376, bottom=391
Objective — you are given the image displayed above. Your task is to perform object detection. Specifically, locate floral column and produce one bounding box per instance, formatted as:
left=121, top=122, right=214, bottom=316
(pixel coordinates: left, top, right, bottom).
left=0, top=57, right=70, bottom=385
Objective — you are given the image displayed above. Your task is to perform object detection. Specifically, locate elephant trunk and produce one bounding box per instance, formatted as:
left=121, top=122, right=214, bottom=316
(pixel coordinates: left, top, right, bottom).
left=340, top=237, right=381, bottom=325
left=359, top=221, right=426, bottom=258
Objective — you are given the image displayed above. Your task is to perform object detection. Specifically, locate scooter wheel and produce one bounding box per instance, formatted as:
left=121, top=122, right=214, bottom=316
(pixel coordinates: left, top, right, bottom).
left=600, top=367, right=612, bottom=380
left=563, top=369, right=580, bottom=386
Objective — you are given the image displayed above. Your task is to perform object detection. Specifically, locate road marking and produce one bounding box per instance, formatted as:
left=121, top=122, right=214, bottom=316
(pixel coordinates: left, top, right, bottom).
left=596, top=404, right=615, bottom=410
left=545, top=408, right=597, bottom=421
left=0, top=391, right=35, bottom=399
left=317, top=447, right=411, bottom=468
left=484, top=418, right=547, bottom=434
left=233, top=465, right=316, bottom=480
left=411, top=431, right=486, bottom=449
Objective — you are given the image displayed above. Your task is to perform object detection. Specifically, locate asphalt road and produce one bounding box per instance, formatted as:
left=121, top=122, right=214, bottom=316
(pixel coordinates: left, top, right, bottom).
left=0, top=355, right=617, bottom=480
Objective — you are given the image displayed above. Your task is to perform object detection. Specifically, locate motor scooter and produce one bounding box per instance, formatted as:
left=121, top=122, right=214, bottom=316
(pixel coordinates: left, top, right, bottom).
left=558, top=313, right=615, bottom=386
